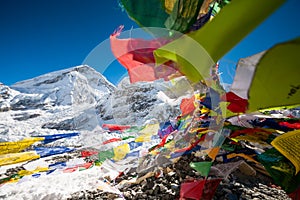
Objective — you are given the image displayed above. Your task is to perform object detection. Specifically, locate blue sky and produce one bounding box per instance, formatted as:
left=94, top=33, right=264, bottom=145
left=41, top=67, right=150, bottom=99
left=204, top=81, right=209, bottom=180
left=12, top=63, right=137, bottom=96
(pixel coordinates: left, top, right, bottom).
left=0, top=0, right=299, bottom=86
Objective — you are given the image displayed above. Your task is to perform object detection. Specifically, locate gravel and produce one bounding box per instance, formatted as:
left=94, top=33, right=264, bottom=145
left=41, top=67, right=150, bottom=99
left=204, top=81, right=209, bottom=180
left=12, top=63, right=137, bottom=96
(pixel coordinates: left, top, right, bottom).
left=66, top=153, right=291, bottom=200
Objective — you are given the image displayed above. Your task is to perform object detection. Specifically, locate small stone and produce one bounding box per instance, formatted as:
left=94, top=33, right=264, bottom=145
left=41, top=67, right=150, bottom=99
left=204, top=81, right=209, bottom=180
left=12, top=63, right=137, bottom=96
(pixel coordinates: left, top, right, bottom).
left=141, top=180, right=147, bottom=187
left=167, top=171, right=176, bottom=177
left=233, top=182, right=241, bottom=187
left=240, top=194, right=252, bottom=200
left=141, top=193, right=148, bottom=198
left=222, top=188, right=232, bottom=194
left=145, top=189, right=154, bottom=195
left=252, top=192, right=261, bottom=197
left=153, top=184, right=160, bottom=195
left=146, top=180, right=155, bottom=189
left=258, top=183, right=267, bottom=189
left=131, top=190, right=136, bottom=196
left=159, top=184, right=168, bottom=193
left=170, top=183, right=179, bottom=190
left=245, top=189, right=254, bottom=194
left=223, top=178, right=230, bottom=184
left=166, top=189, right=176, bottom=196
left=161, top=194, right=171, bottom=200
left=123, top=191, right=132, bottom=199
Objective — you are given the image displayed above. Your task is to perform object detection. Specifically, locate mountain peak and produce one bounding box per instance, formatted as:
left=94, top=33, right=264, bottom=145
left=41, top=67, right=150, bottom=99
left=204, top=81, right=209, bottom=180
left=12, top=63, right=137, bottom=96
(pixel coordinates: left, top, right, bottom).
left=0, top=65, right=189, bottom=141
left=12, top=65, right=115, bottom=93
left=7, top=65, right=115, bottom=107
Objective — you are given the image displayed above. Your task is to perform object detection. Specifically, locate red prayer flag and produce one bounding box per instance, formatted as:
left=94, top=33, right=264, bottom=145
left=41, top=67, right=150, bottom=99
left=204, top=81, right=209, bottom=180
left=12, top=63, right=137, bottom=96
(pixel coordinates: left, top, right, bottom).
left=180, top=180, right=205, bottom=200
left=221, top=92, right=248, bottom=113
left=289, top=186, right=300, bottom=200
left=180, top=96, right=196, bottom=116
left=81, top=150, right=98, bottom=157
left=279, top=121, right=300, bottom=129
left=201, top=178, right=222, bottom=200
left=102, top=124, right=131, bottom=131
left=180, top=178, right=222, bottom=200
left=229, top=128, right=271, bottom=138
left=110, top=26, right=182, bottom=83
left=102, top=138, right=122, bottom=145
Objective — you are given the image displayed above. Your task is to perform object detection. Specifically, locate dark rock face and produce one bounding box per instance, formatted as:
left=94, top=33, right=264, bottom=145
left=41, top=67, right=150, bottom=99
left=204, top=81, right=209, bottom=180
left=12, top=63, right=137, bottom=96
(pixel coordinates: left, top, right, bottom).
left=12, top=112, right=41, bottom=121
left=0, top=83, right=13, bottom=112
left=42, top=118, right=75, bottom=130
left=10, top=94, right=49, bottom=111
left=0, top=83, right=11, bottom=100
left=130, top=93, right=157, bottom=114
left=95, top=93, right=114, bottom=121
left=0, top=124, right=9, bottom=141
left=33, top=74, right=66, bottom=86
left=99, top=78, right=181, bottom=125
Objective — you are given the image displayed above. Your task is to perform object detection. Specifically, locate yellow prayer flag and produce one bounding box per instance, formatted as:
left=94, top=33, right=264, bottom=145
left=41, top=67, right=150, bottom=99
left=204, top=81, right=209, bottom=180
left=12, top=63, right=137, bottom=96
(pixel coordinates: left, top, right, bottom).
left=271, top=130, right=300, bottom=174
left=139, top=123, right=159, bottom=135
left=113, top=143, right=130, bottom=161
left=135, top=133, right=152, bottom=142
left=205, top=147, right=220, bottom=160
left=0, top=151, right=40, bottom=166
left=154, top=0, right=285, bottom=83
left=0, top=137, right=44, bottom=155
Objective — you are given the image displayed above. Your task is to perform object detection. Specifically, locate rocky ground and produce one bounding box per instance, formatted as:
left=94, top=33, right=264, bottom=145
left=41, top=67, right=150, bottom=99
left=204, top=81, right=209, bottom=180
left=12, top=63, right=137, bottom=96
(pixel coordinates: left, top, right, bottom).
left=1, top=151, right=291, bottom=200
left=65, top=153, right=291, bottom=200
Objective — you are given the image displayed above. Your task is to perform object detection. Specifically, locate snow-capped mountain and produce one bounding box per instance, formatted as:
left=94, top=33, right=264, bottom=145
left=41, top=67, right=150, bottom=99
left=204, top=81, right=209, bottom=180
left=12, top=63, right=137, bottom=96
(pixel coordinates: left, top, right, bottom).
left=97, top=76, right=195, bottom=125
left=11, top=65, right=115, bottom=108
left=0, top=65, right=114, bottom=142
left=0, top=65, right=194, bottom=144
left=0, top=82, right=20, bottom=111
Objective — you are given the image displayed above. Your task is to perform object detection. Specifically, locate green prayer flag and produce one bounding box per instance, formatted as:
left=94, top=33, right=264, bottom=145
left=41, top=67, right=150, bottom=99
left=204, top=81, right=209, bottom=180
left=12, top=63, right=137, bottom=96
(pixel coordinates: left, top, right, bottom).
left=165, top=0, right=203, bottom=33
left=121, top=0, right=205, bottom=33
left=190, top=161, right=212, bottom=177
left=120, top=0, right=169, bottom=28
left=257, top=148, right=300, bottom=193
left=98, top=149, right=114, bottom=163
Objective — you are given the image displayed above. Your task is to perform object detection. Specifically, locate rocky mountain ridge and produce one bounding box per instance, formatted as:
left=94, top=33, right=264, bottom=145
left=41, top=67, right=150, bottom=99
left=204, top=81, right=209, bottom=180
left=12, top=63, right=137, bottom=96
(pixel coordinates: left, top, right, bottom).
left=0, top=65, right=194, bottom=142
